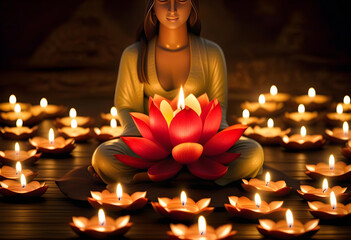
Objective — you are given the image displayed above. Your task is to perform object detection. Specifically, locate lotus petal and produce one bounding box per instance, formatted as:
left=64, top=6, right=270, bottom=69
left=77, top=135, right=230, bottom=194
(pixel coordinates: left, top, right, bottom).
left=209, top=152, right=241, bottom=164
left=200, top=99, right=215, bottom=123
left=187, top=157, right=228, bottom=180
left=199, top=101, right=222, bottom=144
left=152, top=95, right=170, bottom=109
left=160, top=100, right=174, bottom=126
left=197, top=93, right=210, bottom=111
left=170, top=224, right=188, bottom=235
left=258, top=219, right=275, bottom=230
left=171, top=142, right=203, bottom=164
left=130, top=113, right=155, bottom=141
left=149, top=101, right=172, bottom=149
left=148, top=158, right=182, bottom=181
left=113, top=154, right=153, bottom=169
left=305, top=219, right=320, bottom=231
left=196, top=198, right=211, bottom=209
left=215, top=224, right=232, bottom=239
left=184, top=94, right=202, bottom=116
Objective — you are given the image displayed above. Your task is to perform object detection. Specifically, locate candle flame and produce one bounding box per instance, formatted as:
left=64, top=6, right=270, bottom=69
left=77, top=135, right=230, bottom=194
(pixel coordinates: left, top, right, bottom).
left=14, top=104, right=21, bottom=113
left=177, top=86, right=185, bottom=110
left=198, top=216, right=206, bottom=236
left=300, top=126, right=307, bottom=137
left=258, top=94, right=265, bottom=104
left=70, top=119, right=78, bottom=129
left=40, top=98, right=48, bottom=108
left=98, top=209, right=106, bottom=226
left=344, top=95, right=350, bottom=105
left=110, top=107, right=118, bottom=117
left=298, top=104, right=305, bottom=114
left=9, top=94, right=17, bottom=104
left=265, top=172, right=270, bottom=186
left=330, top=191, right=337, bottom=210
left=16, top=119, right=23, bottom=127
left=16, top=162, right=22, bottom=175
left=322, top=178, right=328, bottom=193
left=181, top=191, right=187, bottom=207
left=343, top=122, right=349, bottom=137
left=329, top=154, right=335, bottom=170
left=21, top=174, right=26, bottom=188
left=242, top=109, right=250, bottom=119
left=116, top=183, right=122, bottom=201
left=15, top=142, right=20, bottom=155
left=267, top=118, right=274, bottom=128
left=336, top=104, right=343, bottom=114
left=69, top=108, right=77, bottom=118
left=270, top=85, right=278, bottom=96
left=286, top=209, right=294, bottom=228
left=110, top=119, right=117, bottom=128
left=49, top=128, right=55, bottom=144
left=308, top=88, right=316, bottom=98
left=255, top=193, right=261, bottom=208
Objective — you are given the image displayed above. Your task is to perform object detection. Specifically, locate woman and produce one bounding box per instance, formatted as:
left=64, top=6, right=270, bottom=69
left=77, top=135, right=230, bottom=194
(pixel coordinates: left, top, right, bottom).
left=91, top=0, right=263, bottom=186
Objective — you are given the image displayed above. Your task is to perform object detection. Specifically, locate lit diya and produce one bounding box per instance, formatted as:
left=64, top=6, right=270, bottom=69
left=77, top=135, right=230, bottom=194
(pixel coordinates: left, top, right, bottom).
left=305, top=154, right=351, bottom=181
left=30, top=98, right=66, bottom=118
left=55, top=108, right=94, bottom=128
left=0, top=162, right=38, bottom=182
left=325, top=121, right=351, bottom=144
left=0, top=142, right=41, bottom=165
left=341, top=140, right=351, bottom=159
left=29, top=128, right=75, bottom=154
left=0, top=118, right=38, bottom=140
left=308, top=191, right=351, bottom=220
left=234, top=109, right=265, bottom=126
left=70, top=209, right=133, bottom=239
left=280, top=126, right=325, bottom=150
left=0, top=103, right=37, bottom=126
left=262, top=85, right=291, bottom=103
left=297, top=178, right=351, bottom=202
left=244, top=118, right=291, bottom=145
left=0, top=94, right=31, bottom=112
left=151, top=191, right=214, bottom=221
left=167, top=215, right=237, bottom=240
left=340, top=95, right=351, bottom=112
left=294, top=87, right=330, bottom=111
left=225, top=193, right=286, bottom=219
left=0, top=173, right=48, bottom=197
left=93, top=119, right=123, bottom=142
left=257, top=209, right=320, bottom=239
left=241, top=94, right=283, bottom=117
left=100, top=106, right=120, bottom=123
left=242, top=172, right=291, bottom=196
left=325, top=104, right=351, bottom=126
left=284, top=104, right=318, bottom=126
left=58, top=118, right=91, bottom=142
left=88, top=183, right=147, bottom=211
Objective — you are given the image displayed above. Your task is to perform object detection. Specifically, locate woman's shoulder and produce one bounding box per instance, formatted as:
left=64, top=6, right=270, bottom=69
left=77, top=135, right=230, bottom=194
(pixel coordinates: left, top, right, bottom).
left=121, top=42, right=140, bottom=60
left=192, top=35, right=225, bottom=58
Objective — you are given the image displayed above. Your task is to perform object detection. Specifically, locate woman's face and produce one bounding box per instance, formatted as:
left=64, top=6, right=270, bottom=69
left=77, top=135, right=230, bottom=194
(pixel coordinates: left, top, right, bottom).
left=154, top=0, right=192, bottom=30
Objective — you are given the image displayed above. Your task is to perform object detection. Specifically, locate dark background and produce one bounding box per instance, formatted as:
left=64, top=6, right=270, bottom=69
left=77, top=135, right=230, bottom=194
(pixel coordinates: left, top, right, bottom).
left=0, top=0, right=350, bottom=103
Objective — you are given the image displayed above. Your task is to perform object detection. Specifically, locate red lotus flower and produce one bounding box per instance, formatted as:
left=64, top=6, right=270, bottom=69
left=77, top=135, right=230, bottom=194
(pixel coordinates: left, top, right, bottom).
left=114, top=92, right=247, bottom=181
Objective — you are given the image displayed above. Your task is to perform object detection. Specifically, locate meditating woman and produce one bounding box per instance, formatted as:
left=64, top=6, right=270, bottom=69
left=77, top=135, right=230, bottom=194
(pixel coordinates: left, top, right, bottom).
left=91, top=0, right=263, bottom=186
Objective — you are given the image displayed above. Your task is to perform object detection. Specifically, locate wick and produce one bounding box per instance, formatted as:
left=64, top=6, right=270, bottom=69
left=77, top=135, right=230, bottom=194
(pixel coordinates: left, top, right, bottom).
left=182, top=202, right=185, bottom=207
left=332, top=206, right=336, bottom=210
left=266, top=182, right=269, bottom=187
left=288, top=224, right=292, bottom=228
left=256, top=204, right=260, bottom=208
left=118, top=197, right=121, bottom=201
left=200, top=231, right=205, bottom=236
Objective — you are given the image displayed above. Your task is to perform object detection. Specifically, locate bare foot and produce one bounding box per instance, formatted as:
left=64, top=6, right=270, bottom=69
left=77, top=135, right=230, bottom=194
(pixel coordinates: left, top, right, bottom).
left=133, top=172, right=151, bottom=183
left=88, top=165, right=105, bottom=184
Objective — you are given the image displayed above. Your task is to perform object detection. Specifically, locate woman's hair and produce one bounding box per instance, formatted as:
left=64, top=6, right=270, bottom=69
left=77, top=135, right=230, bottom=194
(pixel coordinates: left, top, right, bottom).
left=136, top=0, right=201, bottom=83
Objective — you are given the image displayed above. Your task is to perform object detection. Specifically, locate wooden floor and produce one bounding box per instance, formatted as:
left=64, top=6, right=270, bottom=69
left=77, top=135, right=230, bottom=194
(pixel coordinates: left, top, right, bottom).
left=0, top=97, right=350, bottom=240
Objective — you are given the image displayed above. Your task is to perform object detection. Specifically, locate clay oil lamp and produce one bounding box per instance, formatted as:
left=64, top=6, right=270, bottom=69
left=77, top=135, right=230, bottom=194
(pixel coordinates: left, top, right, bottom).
left=242, top=172, right=291, bottom=197
left=167, top=215, right=237, bottom=240
left=225, top=193, right=286, bottom=219
left=58, top=118, right=91, bottom=142
left=0, top=162, right=38, bottom=182
left=100, top=106, right=119, bottom=124
left=88, top=183, right=147, bottom=211
left=241, top=94, right=283, bottom=117
left=151, top=191, right=214, bottom=221
left=0, top=103, right=35, bottom=126
left=341, top=140, right=351, bottom=159
left=29, top=128, right=75, bottom=154
left=257, top=209, right=320, bottom=239
left=294, top=87, right=330, bottom=111
left=305, top=154, right=351, bottom=181
left=55, top=108, right=93, bottom=128
left=284, top=104, right=318, bottom=126
left=30, top=98, right=66, bottom=118
left=262, top=85, right=291, bottom=103
left=234, top=109, right=265, bottom=126
left=340, top=95, right=351, bottom=112
left=0, top=173, right=48, bottom=197
left=0, top=142, right=41, bottom=165
left=308, top=191, right=351, bottom=220
left=325, top=104, right=351, bottom=126
left=70, top=209, right=133, bottom=239
left=297, top=178, right=351, bottom=202
left=0, top=94, right=31, bottom=112
left=0, top=119, right=38, bottom=140
left=325, top=121, right=351, bottom=144
left=280, top=126, right=325, bottom=150
left=93, top=119, right=123, bottom=142
left=244, top=118, right=291, bottom=145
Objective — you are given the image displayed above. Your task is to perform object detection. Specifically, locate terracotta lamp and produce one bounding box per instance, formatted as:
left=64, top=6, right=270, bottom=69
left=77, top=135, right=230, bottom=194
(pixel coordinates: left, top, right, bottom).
left=167, top=215, right=237, bottom=240
left=241, top=94, right=283, bottom=117
left=0, top=119, right=38, bottom=140
left=0, top=103, right=38, bottom=126
left=58, top=118, right=91, bottom=142
left=0, top=94, right=31, bottom=112
left=341, top=140, right=351, bottom=159
left=244, top=118, right=291, bottom=145
left=234, top=109, right=265, bottom=126
left=262, top=85, right=291, bottom=103
left=335, top=95, right=351, bottom=113
left=225, top=194, right=286, bottom=219
left=55, top=108, right=93, bottom=128
left=88, top=183, right=147, bottom=211
left=325, top=103, right=351, bottom=126
left=257, top=209, right=320, bottom=239
left=297, top=178, right=351, bottom=202
left=93, top=119, right=123, bottom=142
left=0, top=142, right=41, bottom=165
left=0, top=173, right=48, bottom=197
left=151, top=191, right=214, bottom=221
left=0, top=162, right=38, bottom=182
left=294, top=87, right=330, bottom=111
left=284, top=104, right=318, bottom=126
left=308, top=191, right=351, bottom=219
left=280, top=126, right=325, bottom=150
left=100, top=106, right=119, bottom=124
left=70, top=209, right=133, bottom=239
left=30, top=98, right=66, bottom=118
left=242, top=172, right=291, bottom=196
left=305, top=154, right=351, bottom=181
left=29, top=128, right=75, bottom=154
left=325, top=121, right=351, bottom=144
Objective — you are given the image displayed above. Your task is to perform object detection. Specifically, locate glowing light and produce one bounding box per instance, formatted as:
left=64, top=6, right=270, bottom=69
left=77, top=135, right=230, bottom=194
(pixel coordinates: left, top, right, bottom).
left=308, top=88, right=316, bottom=98
left=69, top=108, right=77, bottom=118
left=9, top=95, right=16, bottom=104
left=270, top=85, right=278, bottom=96
left=181, top=191, right=187, bottom=207
left=14, top=104, right=21, bottom=113
left=110, top=107, right=118, bottom=117
left=330, top=191, right=337, bottom=210
left=336, top=104, right=343, bottom=114
left=322, top=178, right=328, bottom=193
left=344, top=95, right=350, bottom=105
left=70, top=119, right=78, bottom=129
left=198, top=216, right=206, bottom=236
left=15, top=142, right=20, bottom=155
left=16, top=162, right=22, bottom=175
left=16, top=119, right=23, bottom=127
left=286, top=209, right=294, bottom=228
left=267, top=118, right=274, bottom=128
left=265, top=172, right=270, bottom=186
left=21, top=174, right=26, bottom=188
left=177, top=86, right=185, bottom=110
left=258, top=94, right=265, bottom=104
left=49, top=128, right=55, bottom=145
left=300, top=126, right=307, bottom=137
left=343, top=122, right=349, bottom=137
left=98, top=209, right=106, bottom=226
left=116, top=183, right=122, bottom=201
left=298, top=104, right=305, bottom=114
left=110, top=119, right=117, bottom=128
left=40, top=98, right=48, bottom=108
left=255, top=193, right=261, bottom=208
left=242, top=109, right=250, bottom=119
left=329, top=154, right=335, bottom=170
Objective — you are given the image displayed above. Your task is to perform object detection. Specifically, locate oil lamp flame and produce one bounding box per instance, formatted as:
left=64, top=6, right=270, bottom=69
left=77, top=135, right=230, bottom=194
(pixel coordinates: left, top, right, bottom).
left=70, top=119, right=78, bottom=129
left=322, top=178, right=328, bottom=193
left=270, top=85, right=278, bottom=96
left=308, top=88, right=316, bottom=98
left=198, top=216, right=206, bottom=236
left=265, top=172, right=270, bottom=186
left=286, top=209, right=294, bottom=228
left=16, top=162, right=22, bottom=175
left=21, top=174, right=26, bottom=188
left=267, top=118, right=274, bottom=128
left=116, top=183, right=122, bottom=201
left=298, top=104, right=305, bottom=114
left=343, top=122, right=349, bottom=137
left=258, top=94, right=265, bottom=104
left=330, top=191, right=337, bottom=210
left=9, top=94, right=16, bottom=104
left=14, top=104, right=21, bottom=113
left=40, top=98, right=48, bottom=108
left=242, top=109, right=250, bottom=119
left=344, top=95, right=350, bottom=105
left=98, top=209, right=106, bottom=227
left=110, top=119, right=117, bottom=128
left=69, top=108, right=77, bottom=118
left=110, top=107, right=118, bottom=117
left=300, top=126, right=307, bottom=137
left=177, top=86, right=185, bottom=110
left=181, top=191, right=187, bottom=207
left=15, top=142, right=20, bottom=155
left=336, top=104, right=343, bottom=114
left=255, top=193, right=261, bottom=208
left=329, top=154, right=335, bottom=170
left=16, top=119, right=23, bottom=127
left=49, top=128, right=55, bottom=145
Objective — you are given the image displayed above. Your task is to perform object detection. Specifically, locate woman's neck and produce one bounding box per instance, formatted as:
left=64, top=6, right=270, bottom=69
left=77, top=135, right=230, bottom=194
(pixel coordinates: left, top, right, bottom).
left=157, top=24, right=188, bottom=50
